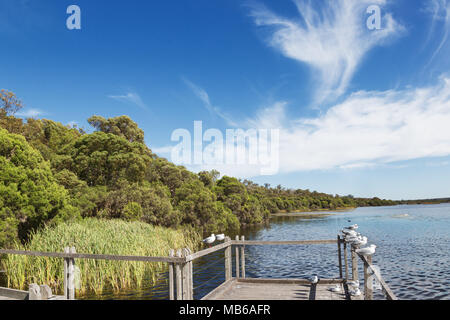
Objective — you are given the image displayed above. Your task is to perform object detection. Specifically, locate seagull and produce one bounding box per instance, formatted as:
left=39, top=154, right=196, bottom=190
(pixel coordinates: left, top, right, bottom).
left=329, top=285, right=342, bottom=293
left=308, top=276, right=319, bottom=284
left=345, top=224, right=358, bottom=230
left=215, top=234, right=225, bottom=241
left=345, top=234, right=361, bottom=242
left=349, top=288, right=362, bottom=296
left=350, top=236, right=368, bottom=247
left=355, top=244, right=376, bottom=256
left=202, top=234, right=216, bottom=247
left=342, top=229, right=357, bottom=237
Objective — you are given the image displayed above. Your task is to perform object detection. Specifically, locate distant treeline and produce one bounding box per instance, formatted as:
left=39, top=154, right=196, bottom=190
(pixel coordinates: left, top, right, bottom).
left=0, top=91, right=397, bottom=248
left=398, top=198, right=450, bottom=205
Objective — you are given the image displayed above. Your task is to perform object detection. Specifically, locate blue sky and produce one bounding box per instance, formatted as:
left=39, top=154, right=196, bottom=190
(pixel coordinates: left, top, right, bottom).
left=1, top=0, right=450, bottom=200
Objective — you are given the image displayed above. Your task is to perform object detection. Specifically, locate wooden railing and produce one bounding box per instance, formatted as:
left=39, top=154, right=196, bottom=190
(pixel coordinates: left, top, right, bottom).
left=1, top=235, right=397, bottom=301
left=166, top=237, right=340, bottom=300
left=0, top=247, right=184, bottom=300
left=337, top=236, right=398, bottom=300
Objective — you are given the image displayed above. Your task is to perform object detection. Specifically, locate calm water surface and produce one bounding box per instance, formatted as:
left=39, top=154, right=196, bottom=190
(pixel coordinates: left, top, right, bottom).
left=81, top=204, right=450, bottom=300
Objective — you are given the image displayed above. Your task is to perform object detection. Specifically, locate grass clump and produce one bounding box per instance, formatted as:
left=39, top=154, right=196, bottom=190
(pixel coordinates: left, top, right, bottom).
left=1, top=218, right=200, bottom=295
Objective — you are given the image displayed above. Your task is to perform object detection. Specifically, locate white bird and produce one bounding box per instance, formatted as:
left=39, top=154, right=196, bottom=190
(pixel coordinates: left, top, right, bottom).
left=345, top=235, right=360, bottom=241
left=329, top=285, right=342, bottom=293
left=345, top=233, right=360, bottom=239
left=215, top=234, right=225, bottom=241
left=350, top=288, right=362, bottom=296
left=341, top=229, right=357, bottom=237
left=308, top=276, right=319, bottom=284
left=350, top=236, right=368, bottom=247
left=345, top=224, right=358, bottom=230
left=345, top=232, right=362, bottom=240
left=202, top=234, right=216, bottom=247
left=355, top=244, right=376, bottom=256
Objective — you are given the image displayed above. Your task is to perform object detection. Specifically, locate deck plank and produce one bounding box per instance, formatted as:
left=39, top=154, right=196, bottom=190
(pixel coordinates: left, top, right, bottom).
left=203, top=279, right=348, bottom=300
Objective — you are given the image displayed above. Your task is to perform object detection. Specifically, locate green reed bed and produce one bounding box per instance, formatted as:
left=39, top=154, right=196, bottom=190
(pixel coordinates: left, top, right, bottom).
left=1, top=218, right=200, bottom=295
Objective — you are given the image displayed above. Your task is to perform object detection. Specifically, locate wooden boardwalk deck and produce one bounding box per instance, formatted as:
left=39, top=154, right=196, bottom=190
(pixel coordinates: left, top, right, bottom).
left=202, top=278, right=361, bottom=300
left=0, top=287, right=29, bottom=300
left=0, top=287, right=66, bottom=300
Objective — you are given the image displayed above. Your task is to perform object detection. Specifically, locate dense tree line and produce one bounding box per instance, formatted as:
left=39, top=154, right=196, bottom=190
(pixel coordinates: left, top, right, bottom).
left=0, top=91, right=397, bottom=247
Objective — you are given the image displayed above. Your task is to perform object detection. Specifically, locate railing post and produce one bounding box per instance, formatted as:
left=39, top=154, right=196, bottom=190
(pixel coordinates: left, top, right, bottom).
left=69, top=247, right=76, bottom=300
left=188, top=248, right=194, bottom=300
left=240, top=236, right=245, bottom=279
left=64, top=247, right=69, bottom=300
left=364, top=255, right=374, bottom=300
left=235, top=235, right=240, bottom=278
left=63, top=247, right=76, bottom=300
left=183, top=248, right=193, bottom=300
left=224, top=237, right=231, bottom=281
left=351, top=245, right=359, bottom=281
left=337, top=235, right=343, bottom=279
left=182, top=248, right=189, bottom=300
left=175, top=249, right=183, bottom=300
left=29, top=283, right=42, bottom=300
left=343, top=241, right=349, bottom=280
left=168, top=249, right=175, bottom=300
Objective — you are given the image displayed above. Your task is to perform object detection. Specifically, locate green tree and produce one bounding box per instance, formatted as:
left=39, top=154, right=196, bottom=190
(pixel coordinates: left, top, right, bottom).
left=88, top=115, right=145, bottom=144
left=0, top=129, right=80, bottom=247
left=0, top=90, right=24, bottom=117
left=69, top=132, right=152, bottom=187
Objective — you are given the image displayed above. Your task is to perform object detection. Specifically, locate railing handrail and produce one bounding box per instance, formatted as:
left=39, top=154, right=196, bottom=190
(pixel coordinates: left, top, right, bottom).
left=0, top=249, right=184, bottom=263
left=185, top=239, right=337, bottom=262
left=1, top=239, right=338, bottom=264
left=357, top=253, right=398, bottom=300
left=232, top=239, right=337, bottom=246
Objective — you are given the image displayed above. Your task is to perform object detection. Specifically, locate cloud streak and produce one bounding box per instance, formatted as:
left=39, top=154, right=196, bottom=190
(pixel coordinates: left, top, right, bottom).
left=108, top=92, right=147, bottom=109
left=249, top=0, right=403, bottom=105
left=183, top=78, right=238, bottom=126
left=16, top=109, right=44, bottom=118
left=426, top=0, right=450, bottom=65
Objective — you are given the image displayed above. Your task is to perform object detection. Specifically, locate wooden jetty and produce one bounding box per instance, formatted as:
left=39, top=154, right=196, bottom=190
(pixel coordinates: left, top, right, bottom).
left=0, top=235, right=397, bottom=301
left=202, top=278, right=351, bottom=300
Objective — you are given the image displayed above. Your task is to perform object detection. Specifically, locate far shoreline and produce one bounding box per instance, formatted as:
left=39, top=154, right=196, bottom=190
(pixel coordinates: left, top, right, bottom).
left=270, top=207, right=356, bottom=218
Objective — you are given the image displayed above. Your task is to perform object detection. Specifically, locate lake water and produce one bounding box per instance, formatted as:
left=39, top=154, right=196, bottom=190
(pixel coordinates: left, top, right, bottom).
left=81, top=203, right=450, bottom=300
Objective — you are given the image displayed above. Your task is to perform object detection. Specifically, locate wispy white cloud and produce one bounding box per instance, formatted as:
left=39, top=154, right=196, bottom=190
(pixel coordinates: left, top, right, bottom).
left=16, top=109, right=43, bottom=118
left=249, top=0, right=404, bottom=105
left=425, top=0, right=450, bottom=65
left=182, top=78, right=238, bottom=126
left=247, top=77, right=450, bottom=174
left=108, top=92, right=147, bottom=109
left=152, top=145, right=173, bottom=155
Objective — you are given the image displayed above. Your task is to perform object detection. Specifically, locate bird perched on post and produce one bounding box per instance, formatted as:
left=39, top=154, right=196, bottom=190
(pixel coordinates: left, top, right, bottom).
left=342, top=229, right=358, bottom=237
left=308, top=276, right=319, bottom=284
left=355, top=244, right=376, bottom=256
left=349, top=236, right=368, bottom=247
left=349, top=288, right=362, bottom=296
left=202, top=234, right=216, bottom=247
left=215, top=234, right=225, bottom=241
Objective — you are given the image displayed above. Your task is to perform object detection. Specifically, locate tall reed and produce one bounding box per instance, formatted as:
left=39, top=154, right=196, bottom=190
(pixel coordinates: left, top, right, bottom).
left=1, top=218, right=200, bottom=295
